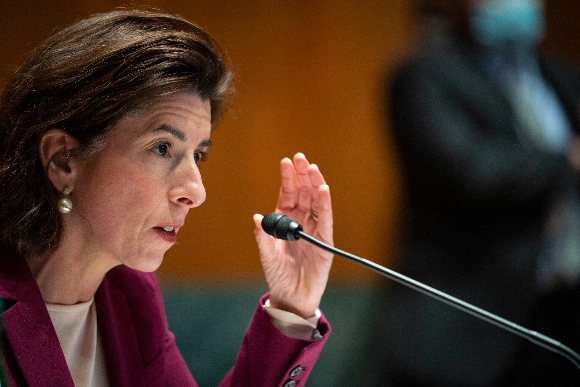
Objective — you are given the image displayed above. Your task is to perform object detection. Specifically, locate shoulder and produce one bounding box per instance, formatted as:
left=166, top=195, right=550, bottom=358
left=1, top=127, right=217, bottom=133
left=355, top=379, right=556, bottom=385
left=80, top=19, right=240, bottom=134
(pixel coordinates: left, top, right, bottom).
left=389, top=32, right=485, bottom=100
left=396, top=31, right=473, bottom=74
left=0, top=247, right=41, bottom=301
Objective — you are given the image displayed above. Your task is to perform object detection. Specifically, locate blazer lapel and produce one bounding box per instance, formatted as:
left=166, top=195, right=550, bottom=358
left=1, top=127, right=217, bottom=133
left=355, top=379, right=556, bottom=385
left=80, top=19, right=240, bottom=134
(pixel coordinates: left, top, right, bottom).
left=0, top=253, right=74, bottom=387
left=0, top=250, right=147, bottom=386
left=96, top=276, right=146, bottom=386
left=2, top=293, right=74, bottom=387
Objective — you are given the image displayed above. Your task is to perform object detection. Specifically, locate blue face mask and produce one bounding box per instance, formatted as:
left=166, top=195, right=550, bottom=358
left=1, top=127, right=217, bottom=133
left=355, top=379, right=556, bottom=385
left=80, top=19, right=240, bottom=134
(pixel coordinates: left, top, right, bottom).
left=470, top=0, right=544, bottom=48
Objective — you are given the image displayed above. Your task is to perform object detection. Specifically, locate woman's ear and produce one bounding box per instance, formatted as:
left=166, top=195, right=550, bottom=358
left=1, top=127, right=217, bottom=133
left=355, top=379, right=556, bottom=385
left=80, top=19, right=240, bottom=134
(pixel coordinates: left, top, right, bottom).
left=39, top=128, right=80, bottom=192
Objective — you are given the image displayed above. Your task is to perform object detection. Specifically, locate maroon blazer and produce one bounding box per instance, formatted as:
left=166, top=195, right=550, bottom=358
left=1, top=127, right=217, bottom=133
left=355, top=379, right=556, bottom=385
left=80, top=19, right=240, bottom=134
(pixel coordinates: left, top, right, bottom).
left=0, top=249, right=330, bottom=386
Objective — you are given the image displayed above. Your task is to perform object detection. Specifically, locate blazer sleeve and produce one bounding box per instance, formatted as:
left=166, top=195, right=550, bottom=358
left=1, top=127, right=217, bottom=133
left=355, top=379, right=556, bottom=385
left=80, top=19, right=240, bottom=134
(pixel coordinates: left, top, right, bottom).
left=219, top=294, right=330, bottom=387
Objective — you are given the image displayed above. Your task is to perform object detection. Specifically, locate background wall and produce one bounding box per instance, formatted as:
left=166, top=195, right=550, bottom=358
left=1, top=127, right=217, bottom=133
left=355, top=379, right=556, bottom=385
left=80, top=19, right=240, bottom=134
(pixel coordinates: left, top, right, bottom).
left=3, top=1, right=579, bottom=282
left=0, top=0, right=414, bottom=284
left=2, top=1, right=580, bottom=385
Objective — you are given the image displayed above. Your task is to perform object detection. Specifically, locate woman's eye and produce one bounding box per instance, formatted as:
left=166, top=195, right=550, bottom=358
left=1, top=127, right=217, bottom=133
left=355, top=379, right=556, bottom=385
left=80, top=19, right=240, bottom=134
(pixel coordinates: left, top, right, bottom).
left=153, top=142, right=171, bottom=157
left=194, top=151, right=207, bottom=166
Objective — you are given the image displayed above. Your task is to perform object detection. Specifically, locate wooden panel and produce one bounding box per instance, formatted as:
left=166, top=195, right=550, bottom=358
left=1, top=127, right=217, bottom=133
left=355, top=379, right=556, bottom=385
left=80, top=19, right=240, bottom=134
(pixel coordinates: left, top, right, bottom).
left=0, top=0, right=414, bottom=283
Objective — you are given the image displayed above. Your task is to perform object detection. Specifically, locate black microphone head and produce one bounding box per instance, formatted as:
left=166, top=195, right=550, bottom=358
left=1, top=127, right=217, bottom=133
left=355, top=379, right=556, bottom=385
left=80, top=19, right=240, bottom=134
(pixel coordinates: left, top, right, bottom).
left=261, top=213, right=303, bottom=241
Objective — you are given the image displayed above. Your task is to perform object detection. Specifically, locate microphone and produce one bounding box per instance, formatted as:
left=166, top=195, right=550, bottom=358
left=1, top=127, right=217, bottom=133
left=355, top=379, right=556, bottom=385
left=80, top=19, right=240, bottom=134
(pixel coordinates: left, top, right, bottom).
left=261, top=213, right=580, bottom=371
left=261, top=213, right=302, bottom=241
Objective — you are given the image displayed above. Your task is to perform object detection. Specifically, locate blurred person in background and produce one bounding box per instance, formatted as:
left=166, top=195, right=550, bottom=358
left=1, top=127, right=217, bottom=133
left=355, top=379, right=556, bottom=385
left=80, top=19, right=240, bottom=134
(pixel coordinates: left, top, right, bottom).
left=364, top=0, right=580, bottom=385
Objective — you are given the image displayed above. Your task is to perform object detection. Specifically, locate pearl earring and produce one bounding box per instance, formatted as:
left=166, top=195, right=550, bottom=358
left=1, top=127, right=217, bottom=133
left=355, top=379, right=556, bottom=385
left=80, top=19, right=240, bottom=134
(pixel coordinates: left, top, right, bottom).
left=58, top=186, right=73, bottom=214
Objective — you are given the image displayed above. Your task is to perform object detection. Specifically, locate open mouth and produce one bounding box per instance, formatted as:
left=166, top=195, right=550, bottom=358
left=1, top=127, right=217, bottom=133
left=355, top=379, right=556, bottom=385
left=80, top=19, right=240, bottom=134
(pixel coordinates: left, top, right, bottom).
left=154, top=226, right=177, bottom=242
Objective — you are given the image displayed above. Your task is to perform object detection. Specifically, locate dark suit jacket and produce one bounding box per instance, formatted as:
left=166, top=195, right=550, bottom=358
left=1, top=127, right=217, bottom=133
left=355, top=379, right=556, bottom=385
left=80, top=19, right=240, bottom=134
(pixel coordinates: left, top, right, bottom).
left=0, top=248, right=330, bottom=386
left=367, top=32, right=580, bottom=386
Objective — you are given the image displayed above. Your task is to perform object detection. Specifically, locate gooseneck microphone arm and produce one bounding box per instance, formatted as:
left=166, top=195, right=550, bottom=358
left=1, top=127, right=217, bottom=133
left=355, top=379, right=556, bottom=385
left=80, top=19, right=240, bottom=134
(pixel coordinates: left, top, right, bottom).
left=261, top=213, right=580, bottom=371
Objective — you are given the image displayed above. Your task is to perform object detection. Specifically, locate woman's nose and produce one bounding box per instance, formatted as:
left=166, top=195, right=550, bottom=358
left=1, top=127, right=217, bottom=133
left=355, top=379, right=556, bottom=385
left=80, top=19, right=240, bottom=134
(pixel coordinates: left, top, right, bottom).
left=170, top=159, right=206, bottom=208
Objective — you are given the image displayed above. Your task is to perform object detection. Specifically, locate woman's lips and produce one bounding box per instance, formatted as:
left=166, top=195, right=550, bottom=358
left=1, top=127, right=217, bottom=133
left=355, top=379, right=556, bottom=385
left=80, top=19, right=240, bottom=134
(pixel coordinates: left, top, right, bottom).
left=154, top=226, right=177, bottom=243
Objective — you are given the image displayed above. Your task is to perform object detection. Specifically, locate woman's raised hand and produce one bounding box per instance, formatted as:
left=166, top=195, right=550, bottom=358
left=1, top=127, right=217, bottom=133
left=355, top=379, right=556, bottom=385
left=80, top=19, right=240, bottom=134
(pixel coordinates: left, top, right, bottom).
left=253, top=153, right=334, bottom=319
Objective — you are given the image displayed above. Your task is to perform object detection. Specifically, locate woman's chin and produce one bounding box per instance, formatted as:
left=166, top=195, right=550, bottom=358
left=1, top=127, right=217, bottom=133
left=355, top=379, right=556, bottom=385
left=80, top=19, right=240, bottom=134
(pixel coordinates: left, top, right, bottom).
left=123, top=252, right=166, bottom=273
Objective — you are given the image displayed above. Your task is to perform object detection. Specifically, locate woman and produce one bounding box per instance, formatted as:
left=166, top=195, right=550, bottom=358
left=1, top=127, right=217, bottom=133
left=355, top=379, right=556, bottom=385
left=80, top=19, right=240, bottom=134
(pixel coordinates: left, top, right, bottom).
left=0, top=9, right=334, bottom=387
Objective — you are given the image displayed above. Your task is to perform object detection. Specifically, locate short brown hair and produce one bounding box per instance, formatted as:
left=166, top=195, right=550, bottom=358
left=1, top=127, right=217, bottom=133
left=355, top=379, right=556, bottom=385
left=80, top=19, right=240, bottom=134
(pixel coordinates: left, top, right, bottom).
left=0, top=9, right=233, bottom=257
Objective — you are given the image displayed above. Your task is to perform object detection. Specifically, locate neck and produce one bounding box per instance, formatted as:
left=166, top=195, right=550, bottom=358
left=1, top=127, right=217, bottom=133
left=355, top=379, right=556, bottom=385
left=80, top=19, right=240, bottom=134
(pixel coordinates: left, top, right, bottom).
left=26, top=244, right=119, bottom=305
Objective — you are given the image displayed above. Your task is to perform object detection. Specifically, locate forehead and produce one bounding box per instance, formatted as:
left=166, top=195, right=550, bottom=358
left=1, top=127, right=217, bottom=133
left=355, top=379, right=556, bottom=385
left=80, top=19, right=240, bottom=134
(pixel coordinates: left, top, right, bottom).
left=136, top=92, right=211, bottom=126
left=142, top=92, right=210, bottom=116
left=112, top=92, right=212, bottom=139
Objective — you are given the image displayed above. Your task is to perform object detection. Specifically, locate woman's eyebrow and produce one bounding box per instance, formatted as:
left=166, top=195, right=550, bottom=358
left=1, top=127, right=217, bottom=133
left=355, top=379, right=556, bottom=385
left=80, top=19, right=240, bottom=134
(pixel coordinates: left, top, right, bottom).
left=155, top=124, right=186, bottom=142
left=154, top=124, right=212, bottom=148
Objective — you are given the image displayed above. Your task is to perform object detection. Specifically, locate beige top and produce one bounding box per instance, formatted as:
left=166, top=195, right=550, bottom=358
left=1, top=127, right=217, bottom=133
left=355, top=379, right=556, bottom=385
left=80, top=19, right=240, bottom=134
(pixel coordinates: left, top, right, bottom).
left=46, top=298, right=108, bottom=387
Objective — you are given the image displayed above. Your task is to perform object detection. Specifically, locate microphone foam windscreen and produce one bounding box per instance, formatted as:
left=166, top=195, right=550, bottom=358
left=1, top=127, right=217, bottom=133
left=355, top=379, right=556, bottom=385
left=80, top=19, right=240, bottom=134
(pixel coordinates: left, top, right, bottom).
left=261, top=213, right=282, bottom=238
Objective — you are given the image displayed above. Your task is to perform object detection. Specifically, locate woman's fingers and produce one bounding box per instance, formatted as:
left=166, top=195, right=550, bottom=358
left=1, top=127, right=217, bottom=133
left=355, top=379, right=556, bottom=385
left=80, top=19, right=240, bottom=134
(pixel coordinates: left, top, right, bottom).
left=293, top=153, right=314, bottom=212
left=276, top=157, right=298, bottom=210
left=277, top=153, right=327, bottom=214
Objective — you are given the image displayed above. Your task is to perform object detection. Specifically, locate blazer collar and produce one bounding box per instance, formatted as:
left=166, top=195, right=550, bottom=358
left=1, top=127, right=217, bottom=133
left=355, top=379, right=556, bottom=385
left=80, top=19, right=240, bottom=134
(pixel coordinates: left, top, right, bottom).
left=95, top=272, right=146, bottom=386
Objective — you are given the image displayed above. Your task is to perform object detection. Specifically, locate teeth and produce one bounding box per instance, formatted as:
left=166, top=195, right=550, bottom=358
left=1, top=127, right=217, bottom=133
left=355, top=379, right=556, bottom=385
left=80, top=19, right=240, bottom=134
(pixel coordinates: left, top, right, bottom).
left=162, top=226, right=174, bottom=232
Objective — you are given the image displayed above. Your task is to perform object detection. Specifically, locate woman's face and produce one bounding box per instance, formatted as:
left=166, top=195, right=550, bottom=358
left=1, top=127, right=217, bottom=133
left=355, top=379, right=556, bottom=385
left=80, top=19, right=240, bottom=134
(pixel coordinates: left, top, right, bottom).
left=70, top=92, right=211, bottom=272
